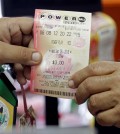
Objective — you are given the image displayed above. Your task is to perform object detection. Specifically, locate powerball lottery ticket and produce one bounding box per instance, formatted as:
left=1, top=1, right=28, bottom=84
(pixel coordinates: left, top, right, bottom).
left=31, top=9, right=91, bottom=99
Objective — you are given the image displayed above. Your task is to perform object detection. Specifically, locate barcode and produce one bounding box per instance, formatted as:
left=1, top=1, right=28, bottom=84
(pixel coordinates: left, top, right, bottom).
left=34, top=89, right=75, bottom=97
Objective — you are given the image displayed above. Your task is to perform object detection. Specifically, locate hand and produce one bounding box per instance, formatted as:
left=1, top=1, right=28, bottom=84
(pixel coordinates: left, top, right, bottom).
left=68, top=61, right=120, bottom=127
left=0, top=17, right=42, bottom=85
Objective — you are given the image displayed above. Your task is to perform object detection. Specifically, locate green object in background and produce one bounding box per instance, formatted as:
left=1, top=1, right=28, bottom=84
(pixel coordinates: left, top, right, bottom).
left=70, top=99, right=78, bottom=113
left=0, top=66, right=18, bottom=131
left=0, top=66, right=4, bottom=73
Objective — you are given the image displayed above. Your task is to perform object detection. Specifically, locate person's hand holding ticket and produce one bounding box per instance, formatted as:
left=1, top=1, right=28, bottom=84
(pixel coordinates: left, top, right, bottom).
left=0, top=17, right=42, bottom=85
left=69, top=61, right=120, bottom=128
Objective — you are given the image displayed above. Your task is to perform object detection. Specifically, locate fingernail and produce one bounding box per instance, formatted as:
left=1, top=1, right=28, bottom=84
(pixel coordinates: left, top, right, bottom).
left=68, top=80, right=74, bottom=88
left=32, top=52, right=41, bottom=61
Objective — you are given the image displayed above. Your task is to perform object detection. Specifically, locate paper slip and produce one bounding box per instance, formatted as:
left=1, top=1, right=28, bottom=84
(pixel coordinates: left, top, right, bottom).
left=31, top=9, right=91, bottom=99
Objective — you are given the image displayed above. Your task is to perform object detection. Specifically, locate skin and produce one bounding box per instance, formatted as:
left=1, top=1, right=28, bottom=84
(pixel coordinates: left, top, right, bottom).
left=0, top=17, right=42, bottom=85
left=1, top=17, right=120, bottom=128
left=69, top=61, right=120, bottom=128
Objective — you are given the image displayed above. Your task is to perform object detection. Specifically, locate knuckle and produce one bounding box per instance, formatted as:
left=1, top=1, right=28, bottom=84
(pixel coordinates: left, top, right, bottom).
left=114, top=73, right=120, bottom=84
left=14, top=63, right=23, bottom=72
left=83, top=78, right=92, bottom=93
left=96, top=114, right=107, bottom=126
left=114, top=106, right=120, bottom=116
left=88, top=62, right=103, bottom=75
left=76, top=87, right=86, bottom=104
left=9, top=23, right=21, bottom=37
left=19, top=47, right=29, bottom=61
left=110, top=91, right=119, bottom=105
left=88, top=64, right=96, bottom=75
left=88, top=96, right=97, bottom=110
left=9, top=23, right=17, bottom=31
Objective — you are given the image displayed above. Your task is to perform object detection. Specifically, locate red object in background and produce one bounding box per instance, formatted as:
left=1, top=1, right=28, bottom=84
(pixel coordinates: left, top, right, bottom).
left=102, top=0, right=120, bottom=61
left=90, top=38, right=98, bottom=59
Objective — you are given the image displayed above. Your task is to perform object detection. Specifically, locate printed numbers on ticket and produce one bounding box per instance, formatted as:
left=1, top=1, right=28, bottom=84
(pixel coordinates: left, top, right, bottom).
left=31, top=9, right=91, bottom=99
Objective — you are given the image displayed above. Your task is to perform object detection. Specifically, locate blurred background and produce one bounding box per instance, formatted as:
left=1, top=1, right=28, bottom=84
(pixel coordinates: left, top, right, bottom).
left=0, top=0, right=120, bottom=134
left=0, top=0, right=2, bottom=17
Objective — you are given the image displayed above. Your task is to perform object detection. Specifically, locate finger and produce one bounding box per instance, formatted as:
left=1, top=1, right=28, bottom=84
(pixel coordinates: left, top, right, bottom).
left=23, top=66, right=31, bottom=80
left=22, top=35, right=32, bottom=47
left=87, top=91, right=117, bottom=115
left=0, top=41, right=42, bottom=65
left=0, top=17, right=33, bottom=45
left=115, top=122, right=120, bottom=128
left=9, top=22, right=22, bottom=45
left=68, top=61, right=120, bottom=88
left=10, top=17, right=33, bottom=35
left=96, top=105, right=120, bottom=127
left=115, top=124, right=120, bottom=128
left=0, top=18, right=11, bottom=43
left=28, top=39, right=34, bottom=48
left=14, top=63, right=26, bottom=85
left=75, top=74, right=113, bottom=104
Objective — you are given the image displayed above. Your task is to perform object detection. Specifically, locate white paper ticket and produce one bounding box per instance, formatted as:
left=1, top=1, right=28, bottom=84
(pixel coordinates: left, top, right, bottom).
left=31, top=9, right=91, bottom=99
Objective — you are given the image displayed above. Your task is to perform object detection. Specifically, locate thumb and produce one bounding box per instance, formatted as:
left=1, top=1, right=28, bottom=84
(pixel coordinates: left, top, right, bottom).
left=0, top=42, right=42, bottom=65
